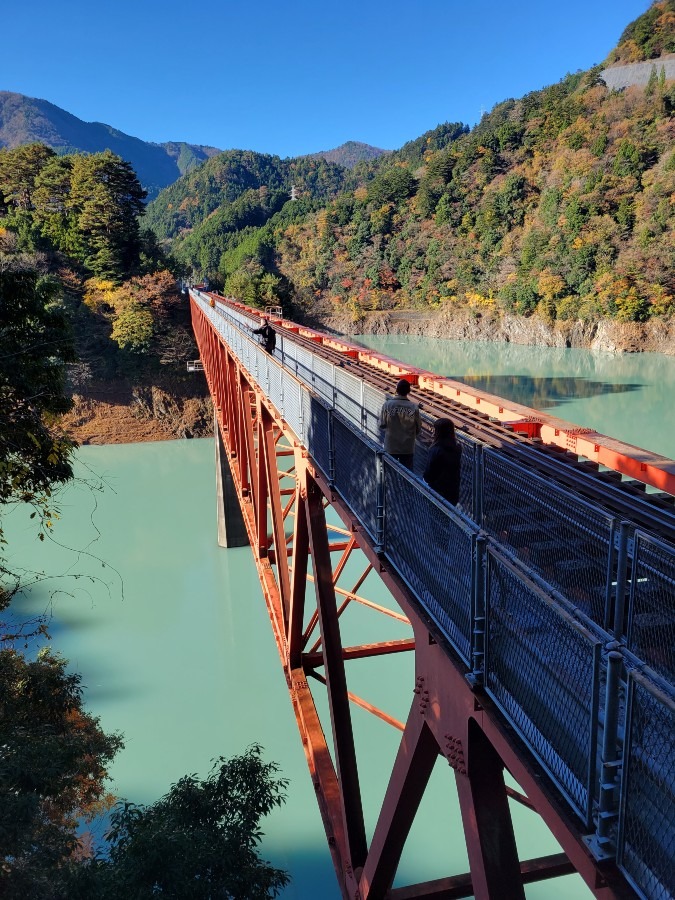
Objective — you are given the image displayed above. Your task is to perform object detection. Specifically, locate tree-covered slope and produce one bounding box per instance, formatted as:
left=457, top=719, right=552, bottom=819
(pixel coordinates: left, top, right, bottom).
left=606, top=0, right=675, bottom=64
left=179, top=2, right=675, bottom=326
left=0, top=92, right=221, bottom=199
left=144, top=149, right=347, bottom=241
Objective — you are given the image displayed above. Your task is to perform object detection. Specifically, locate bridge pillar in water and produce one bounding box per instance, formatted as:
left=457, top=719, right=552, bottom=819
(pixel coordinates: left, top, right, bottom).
left=214, top=415, right=249, bottom=548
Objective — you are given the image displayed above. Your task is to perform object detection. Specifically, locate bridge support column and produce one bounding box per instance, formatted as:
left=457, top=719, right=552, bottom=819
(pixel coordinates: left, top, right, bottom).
left=456, top=722, right=525, bottom=900
left=215, top=414, right=249, bottom=548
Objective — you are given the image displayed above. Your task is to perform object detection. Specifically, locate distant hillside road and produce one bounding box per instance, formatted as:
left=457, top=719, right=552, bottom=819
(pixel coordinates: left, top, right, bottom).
left=602, top=57, right=675, bottom=89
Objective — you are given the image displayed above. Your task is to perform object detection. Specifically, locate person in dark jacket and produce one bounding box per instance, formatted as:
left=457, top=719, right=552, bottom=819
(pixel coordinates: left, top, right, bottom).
left=253, top=318, right=276, bottom=354
left=423, top=417, right=462, bottom=505
left=379, top=378, right=421, bottom=470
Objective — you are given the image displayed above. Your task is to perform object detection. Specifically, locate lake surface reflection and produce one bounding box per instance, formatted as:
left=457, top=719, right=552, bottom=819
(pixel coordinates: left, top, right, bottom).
left=353, top=336, right=675, bottom=458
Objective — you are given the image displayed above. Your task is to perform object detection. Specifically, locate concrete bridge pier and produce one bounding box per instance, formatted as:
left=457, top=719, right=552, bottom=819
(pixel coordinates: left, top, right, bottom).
left=214, top=414, right=249, bottom=548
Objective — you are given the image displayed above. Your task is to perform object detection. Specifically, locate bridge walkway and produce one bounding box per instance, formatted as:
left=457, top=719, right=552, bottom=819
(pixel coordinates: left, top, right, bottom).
left=190, top=289, right=674, bottom=900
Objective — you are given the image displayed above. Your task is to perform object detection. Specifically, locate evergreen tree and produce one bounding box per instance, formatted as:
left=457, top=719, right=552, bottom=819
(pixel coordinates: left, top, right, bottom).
left=68, top=151, right=147, bottom=280
left=0, top=143, right=56, bottom=213
left=32, top=155, right=76, bottom=253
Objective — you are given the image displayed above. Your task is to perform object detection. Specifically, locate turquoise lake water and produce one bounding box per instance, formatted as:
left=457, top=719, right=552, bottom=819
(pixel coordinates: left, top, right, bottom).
left=5, top=337, right=675, bottom=897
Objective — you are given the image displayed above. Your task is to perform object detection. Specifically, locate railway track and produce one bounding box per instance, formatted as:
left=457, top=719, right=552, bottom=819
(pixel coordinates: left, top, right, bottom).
left=212, top=294, right=675, bottom=543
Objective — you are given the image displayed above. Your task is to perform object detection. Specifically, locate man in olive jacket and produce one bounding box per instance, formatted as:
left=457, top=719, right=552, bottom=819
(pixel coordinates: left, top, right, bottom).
left=379, top=379, right=421, bottom=470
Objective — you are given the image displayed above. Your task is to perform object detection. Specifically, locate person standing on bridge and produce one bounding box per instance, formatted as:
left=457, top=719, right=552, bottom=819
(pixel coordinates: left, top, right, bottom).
left=379, top=379, right=421, bottom=470
left=252, top=318, right=276, bottom=355
left=423, top=417, right=462, bottom=505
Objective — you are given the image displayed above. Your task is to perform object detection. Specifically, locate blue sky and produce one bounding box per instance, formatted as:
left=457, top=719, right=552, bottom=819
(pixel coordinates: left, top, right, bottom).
left=5, top=0, right=650, bottom=158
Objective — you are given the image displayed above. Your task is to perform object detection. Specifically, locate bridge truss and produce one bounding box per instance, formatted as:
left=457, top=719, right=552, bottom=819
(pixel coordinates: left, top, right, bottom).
left=191, top=291, right=674, bottom=900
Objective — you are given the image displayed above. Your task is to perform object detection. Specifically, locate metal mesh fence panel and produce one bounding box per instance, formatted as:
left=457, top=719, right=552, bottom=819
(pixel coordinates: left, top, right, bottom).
left=334, top=367, right=363, bottom=429
left=242, top=334, right=254, bottom=375
left=303, top=390, right=330, bottom=478
left=485, top=550, right=600, bottom=820
left=225, top=306, right=249, bottom=329
left=413, top=438, right=430, bottom=480
left=363, top=382, right=387, bottom=443
left=259, top=349, right=271, bottom=394
left=456, top=433, right=477, bottom=521
left=282, top=373, right=303, bottom=443
left=628, top=533, right=675, bottom=684
left=311, top=355, right=334, bottom=405
left=333, top=416, right=379, bottom=540
left=618, top=674, right=675, bottom=900
left=482, top=449, right=614, bottom=627
left=383, top=459, right=475, bottom=663
left=268, top=359, right=282, bottom=416
left=292, top=344, right=313, bottom=387
left=281, top=337, right=300, bottom=378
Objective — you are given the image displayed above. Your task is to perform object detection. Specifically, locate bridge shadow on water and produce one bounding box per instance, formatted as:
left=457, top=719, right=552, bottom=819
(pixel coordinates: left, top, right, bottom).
left=452, top=374, right=642, bottom=410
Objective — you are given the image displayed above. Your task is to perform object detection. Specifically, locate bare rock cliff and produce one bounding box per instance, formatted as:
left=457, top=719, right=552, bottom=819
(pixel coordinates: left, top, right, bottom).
left=316, top=310, right=675, bottom=355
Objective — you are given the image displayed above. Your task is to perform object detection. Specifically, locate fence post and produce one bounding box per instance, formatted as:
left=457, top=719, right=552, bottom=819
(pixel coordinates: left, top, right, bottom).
left=468, top=534, right=487, bottom=687
left=612, top=521, right=632, bottom=640
left=375, top=452, right=385, bottom=554
left=588, top=647, right=623, bottom=859
left=473, top=443, right=485, bottom=527
left=328, top=410, right=336, bottom=489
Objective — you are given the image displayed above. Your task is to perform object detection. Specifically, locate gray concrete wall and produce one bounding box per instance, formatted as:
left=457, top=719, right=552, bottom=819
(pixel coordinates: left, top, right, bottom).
left=601, top=57, right=675, bottom=90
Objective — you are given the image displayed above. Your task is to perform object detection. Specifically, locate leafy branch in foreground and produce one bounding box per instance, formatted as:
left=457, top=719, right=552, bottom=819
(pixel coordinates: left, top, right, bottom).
left=0, top=241, right=78, bottom=612
left=70, top=745, right=290, bottom=900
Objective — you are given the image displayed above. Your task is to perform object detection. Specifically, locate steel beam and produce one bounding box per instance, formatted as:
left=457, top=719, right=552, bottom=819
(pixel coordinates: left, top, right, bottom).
left=305, top=472, right=368, bottom=872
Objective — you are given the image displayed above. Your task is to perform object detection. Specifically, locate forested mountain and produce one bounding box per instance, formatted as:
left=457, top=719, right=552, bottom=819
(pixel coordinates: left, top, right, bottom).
left=145, top=150, right=347, bottom=237
left=0, top=92, right=221, bottom=199
left=161, top=1, right=675, bottom=328
left=304, top=141, right=389, bottom=168
left=144, top=150, right=349, bottom=275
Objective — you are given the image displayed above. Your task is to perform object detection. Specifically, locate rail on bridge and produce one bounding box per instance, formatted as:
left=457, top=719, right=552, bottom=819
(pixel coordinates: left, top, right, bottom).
left=190, top=289, right=675, bottom=900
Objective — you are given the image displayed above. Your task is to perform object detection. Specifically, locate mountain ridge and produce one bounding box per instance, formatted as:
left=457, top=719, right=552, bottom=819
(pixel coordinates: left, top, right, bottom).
left=0, top=92, right=390, bottom=199
left=303, top=140, right=389, bottom=168
left=152, top=1, right=675, bottom=335
left=0, top=91, right=222, bottom=199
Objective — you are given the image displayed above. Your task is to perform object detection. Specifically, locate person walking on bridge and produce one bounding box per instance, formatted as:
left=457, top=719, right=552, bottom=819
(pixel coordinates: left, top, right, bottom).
left=252, top=318, right=276, bottom=355
left=379, top=378, right=421, bottom=470
left=423, top=417, right=462, bottom=505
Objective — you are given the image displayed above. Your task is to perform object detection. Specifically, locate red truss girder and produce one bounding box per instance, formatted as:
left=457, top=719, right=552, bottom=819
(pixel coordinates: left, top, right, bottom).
left=190, top=302, right=635, bottom=900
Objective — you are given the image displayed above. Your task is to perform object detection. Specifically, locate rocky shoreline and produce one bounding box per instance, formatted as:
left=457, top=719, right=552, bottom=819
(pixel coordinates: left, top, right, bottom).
left=318, top=309, right=675, bottom=356
left=60, top=380, right=212, bottom=446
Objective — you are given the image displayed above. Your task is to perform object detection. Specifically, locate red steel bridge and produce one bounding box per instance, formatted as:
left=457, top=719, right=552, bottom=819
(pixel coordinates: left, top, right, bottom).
left=190, top=288, right=675, bottom=900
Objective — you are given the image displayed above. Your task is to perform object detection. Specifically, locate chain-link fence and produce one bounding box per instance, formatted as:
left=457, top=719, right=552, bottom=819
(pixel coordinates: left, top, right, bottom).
left=383, top=458, right=475, bottom=663
left=628, top=532, right=675, bottom=684
left=618, top=671, right=675, bottom=900
left=333, top=415, right=380, bottom=541
left=485, top=549, right=602, bottom=823
left=482, top=449, right=616, bottom=628
left=303, top=391, right=331, bottom=480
